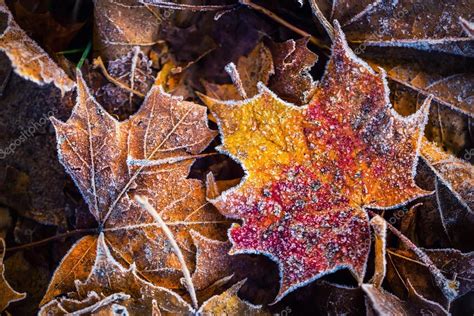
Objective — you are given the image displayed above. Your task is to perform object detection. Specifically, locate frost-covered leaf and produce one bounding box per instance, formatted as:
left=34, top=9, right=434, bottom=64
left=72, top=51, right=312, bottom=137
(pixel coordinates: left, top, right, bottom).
left=363, top=281, right=448, bottom=316
left=387, top=247, right=473, bottom=306
left=312, top=0, right=474, bottom=56
left=267, top=37, right=317, bottom=105
left=40, top=233, right=192, bottom=315
left=0, top=0, right=74, bottom=94
left=198, top=279, right=268, bottom=315
left=203, top=23, right=429, bottom=301
left=203, top=42, right=274, bottom=101
left=0, top=238, right=26, bottom=312
left=94, top=0, right=162, bottom=61
left=41, top=71, right=229, bottom=305
left=96, top=46, right=155, bottom=112
left=41, top=233, right=268, bottom=315
left=387, top=66, right=474, bottom=118
left=40, top=235, right=97, bottom=305
left=369, top=215, right=387, bottom=288
left=203, top=38, right=317, bottom=105
left=421, top=139, right=474, bottom=213
left=190, top=230, right=233, bottom=291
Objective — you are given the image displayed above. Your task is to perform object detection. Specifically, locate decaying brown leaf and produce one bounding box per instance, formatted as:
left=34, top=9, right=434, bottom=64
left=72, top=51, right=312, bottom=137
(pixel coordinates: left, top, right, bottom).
left=10, top=1, right=85, bottom=52
left=0, top=0, right=74, bottom=94
left=387, top=66, right=474, bottom=118
left=312, top=0, right=474, bottom=56
left=0, top=238, right=26, bottom=312
left=203, top=42, right=274, bottom=101
left=267, top=37, right=317, bottom=105
left=203, top=38, right=317, bottom=105
left=95, top=46, right=155, bottom=114
left=363, top=281, right=448, bottom=316
left=387, top=247, right=473, bottom=307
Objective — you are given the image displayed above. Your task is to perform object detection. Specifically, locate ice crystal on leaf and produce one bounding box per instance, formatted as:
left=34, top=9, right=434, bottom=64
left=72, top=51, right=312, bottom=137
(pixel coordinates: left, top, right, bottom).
left=203, top=22, right=430, bottom=301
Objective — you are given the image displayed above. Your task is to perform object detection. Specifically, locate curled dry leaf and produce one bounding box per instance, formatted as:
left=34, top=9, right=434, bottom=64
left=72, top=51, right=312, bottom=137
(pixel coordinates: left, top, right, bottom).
left=203, top=38, right=317, bottom=105
left=41, top=72, right=231, bottom=305
left=369, top=215, right=387, bottom=288
left=203, top=42, right=274, bottom=101
left=363, top=280, right=448, bottom=316
left=267, top=37, right=318, bottom=105
left=0, top=238, right=26, bottom=312
left=421, top=139, right=474, bottom=213
left=203, top=23, right=430, bottom=301
left=0, top=0, right=74, bottom=94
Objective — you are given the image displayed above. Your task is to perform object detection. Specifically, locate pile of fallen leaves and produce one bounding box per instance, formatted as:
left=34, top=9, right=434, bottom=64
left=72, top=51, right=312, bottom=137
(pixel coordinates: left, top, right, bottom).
left=0, top=0, right=473, bottom=315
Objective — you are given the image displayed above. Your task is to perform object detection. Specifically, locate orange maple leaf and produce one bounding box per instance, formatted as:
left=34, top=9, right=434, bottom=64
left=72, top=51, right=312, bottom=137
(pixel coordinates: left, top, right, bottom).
left=203, top=23, right=430, bottom=301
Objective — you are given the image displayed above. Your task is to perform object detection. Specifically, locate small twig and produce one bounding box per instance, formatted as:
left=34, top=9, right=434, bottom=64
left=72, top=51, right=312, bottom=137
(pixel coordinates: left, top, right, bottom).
left=134, top=195, right=198, bottom=310
left=239, top=0, right=329, bottom=51
left=5, top=228, right=97, bottom=252
left=368, top=210, right=459, bottom=301
left=93, top=57, right=145, bottom=98
left=139, top=0, right=238, bottom=11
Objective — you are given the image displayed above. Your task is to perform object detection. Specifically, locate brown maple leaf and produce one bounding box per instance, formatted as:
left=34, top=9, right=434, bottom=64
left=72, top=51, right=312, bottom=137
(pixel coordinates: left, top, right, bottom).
left=0, top=0, right=74, bottom=94
left=203, top=38, right=317, bottom=105
left=41, top=72, right=231, bottom=305
left=0, top=239, right=26, bottom=312
left=202, top=23, right=430, bottom=301
left=203, top=42, right=274, bottom=101
left=40, top=214, right=267, bottom=314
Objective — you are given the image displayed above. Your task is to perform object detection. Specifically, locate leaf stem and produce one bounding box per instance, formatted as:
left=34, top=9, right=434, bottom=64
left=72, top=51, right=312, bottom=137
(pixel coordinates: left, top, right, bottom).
left=134, top=195, right=199, bottom=310
left=5, top=228, right=97, bottom=252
